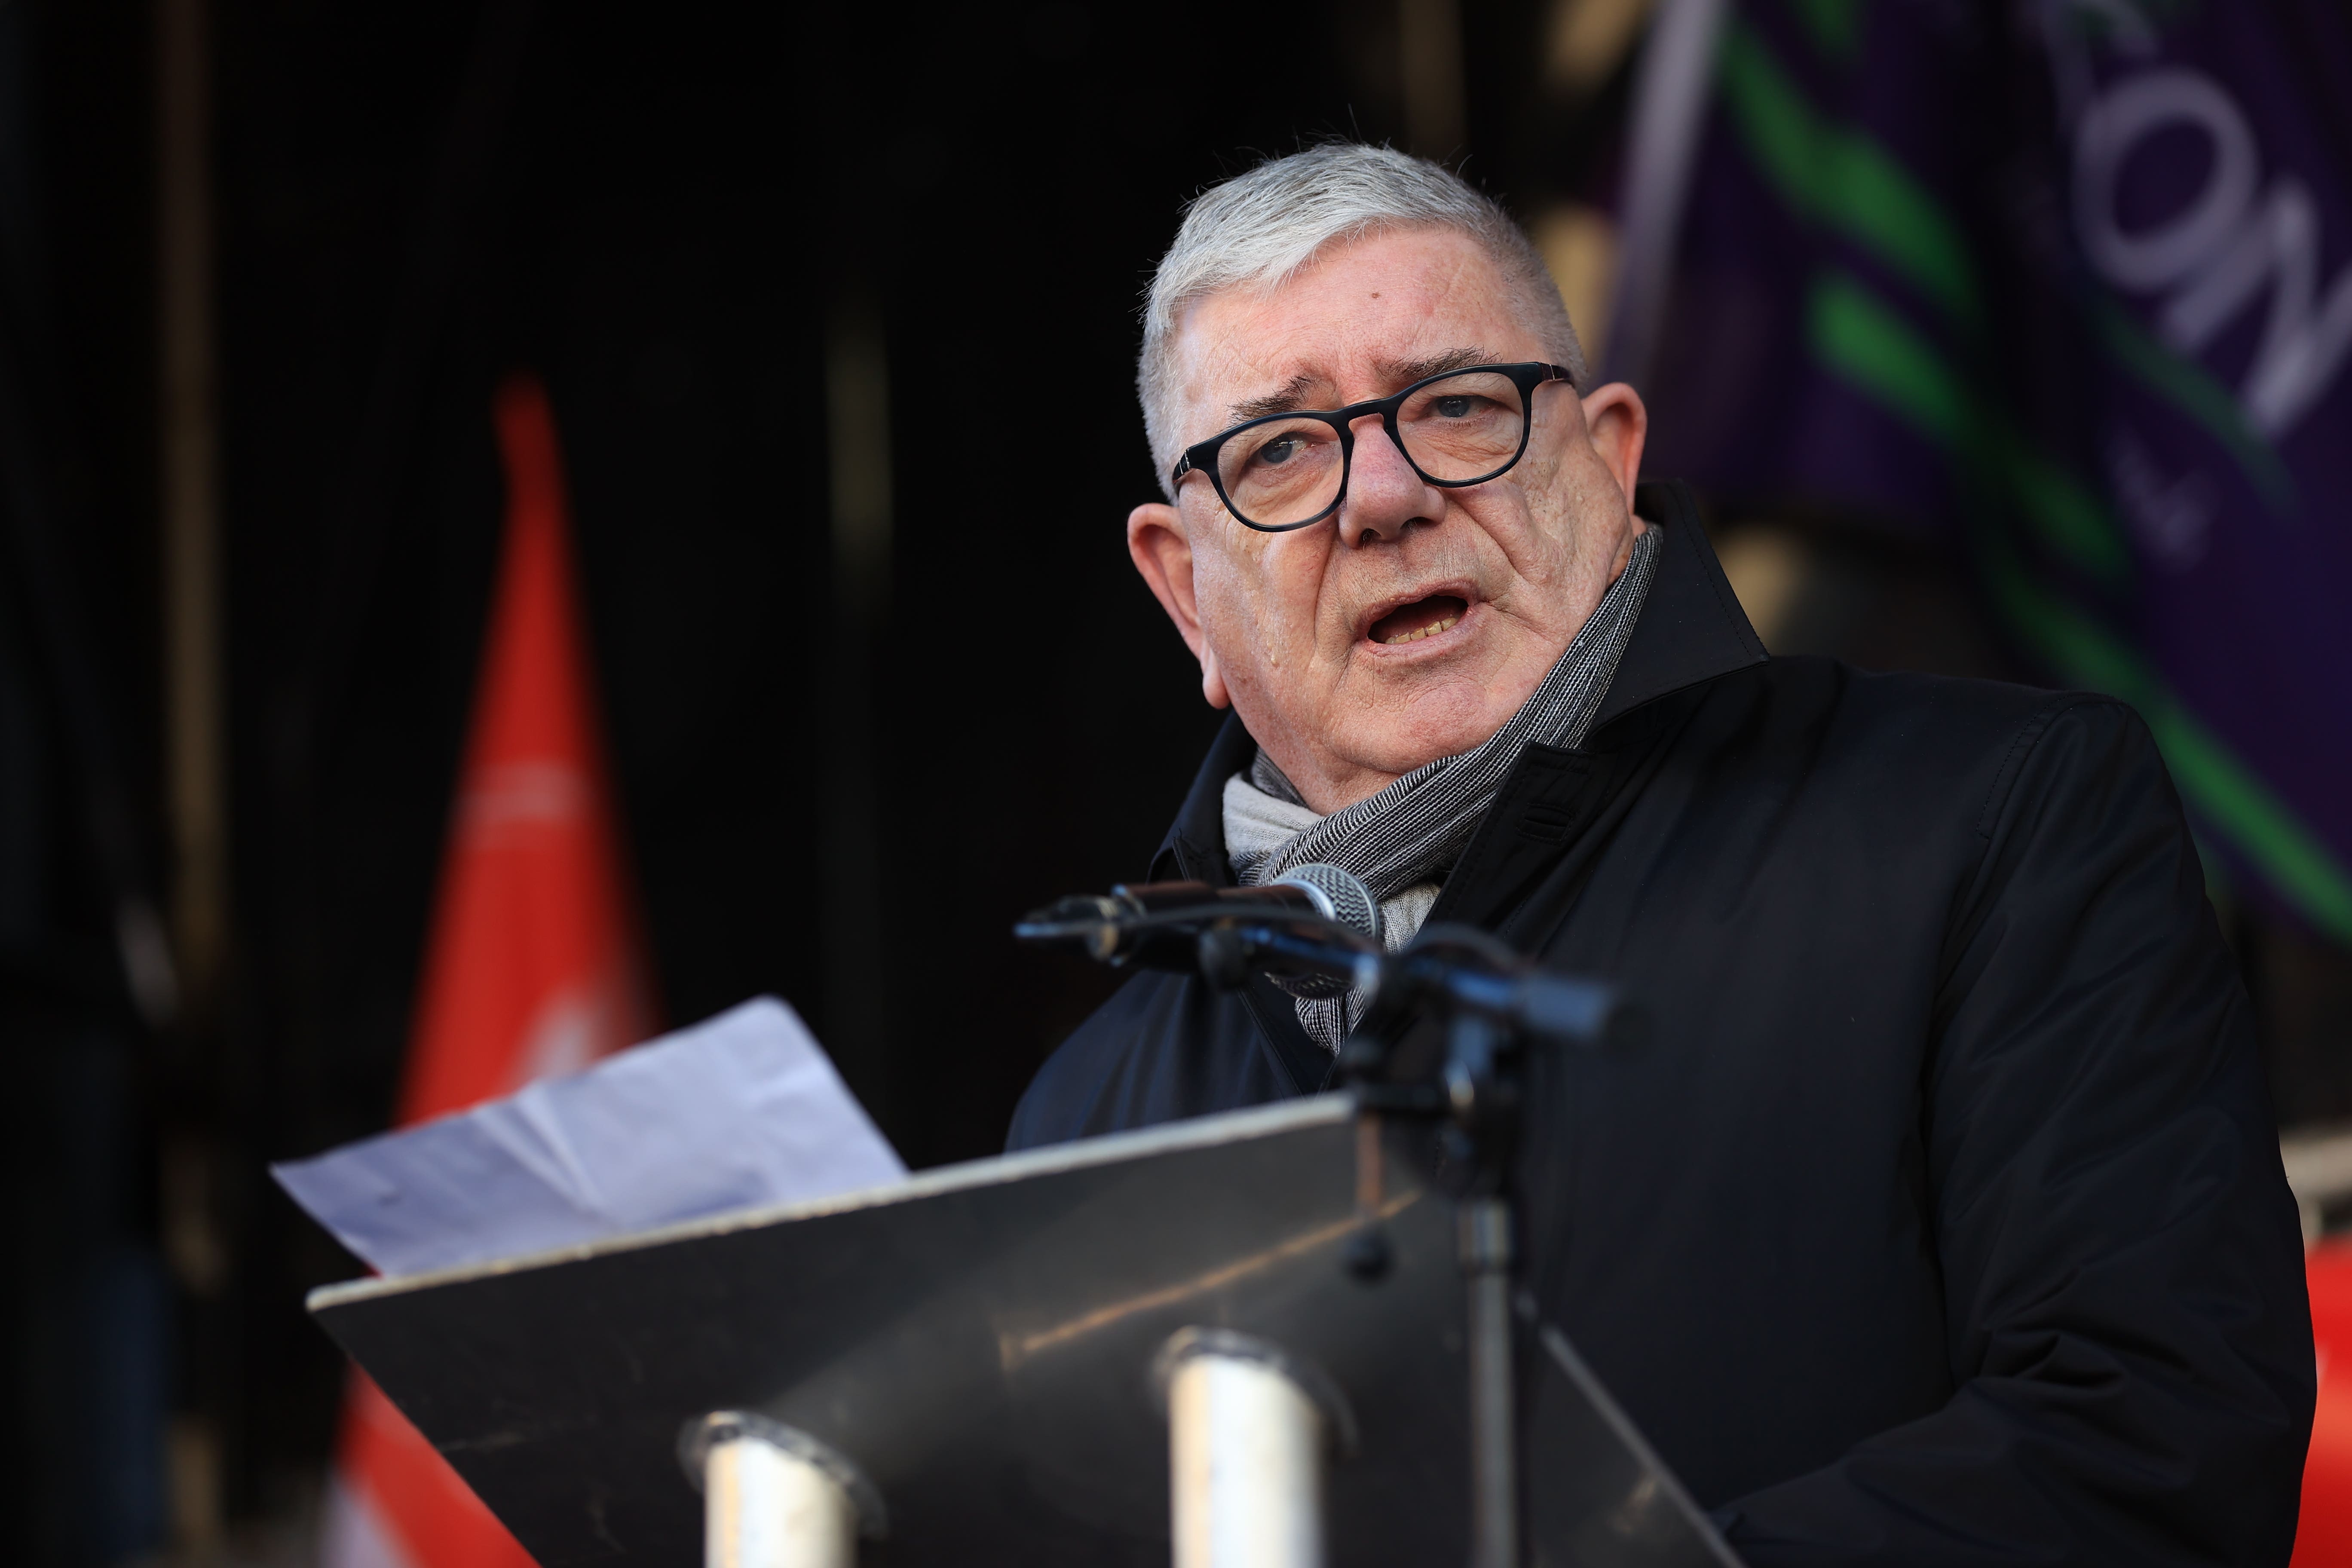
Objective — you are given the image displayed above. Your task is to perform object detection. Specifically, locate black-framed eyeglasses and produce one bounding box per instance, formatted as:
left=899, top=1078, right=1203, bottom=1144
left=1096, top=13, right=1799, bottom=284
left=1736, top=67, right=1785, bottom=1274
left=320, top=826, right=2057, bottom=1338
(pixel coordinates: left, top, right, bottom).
left=1170, top=361, right=1578, bottom=533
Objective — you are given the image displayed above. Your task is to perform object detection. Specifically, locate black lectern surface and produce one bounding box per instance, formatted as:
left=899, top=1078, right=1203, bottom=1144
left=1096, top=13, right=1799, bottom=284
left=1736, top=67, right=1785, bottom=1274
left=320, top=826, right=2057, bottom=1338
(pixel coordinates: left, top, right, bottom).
left=311, top=1095, right=1738, bottom=1567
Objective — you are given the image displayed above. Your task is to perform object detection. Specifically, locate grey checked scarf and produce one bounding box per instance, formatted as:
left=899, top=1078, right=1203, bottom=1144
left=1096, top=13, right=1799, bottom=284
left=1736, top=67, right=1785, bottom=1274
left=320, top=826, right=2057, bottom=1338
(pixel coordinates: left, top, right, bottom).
left=1224, top=526, right=1661, bottom=1047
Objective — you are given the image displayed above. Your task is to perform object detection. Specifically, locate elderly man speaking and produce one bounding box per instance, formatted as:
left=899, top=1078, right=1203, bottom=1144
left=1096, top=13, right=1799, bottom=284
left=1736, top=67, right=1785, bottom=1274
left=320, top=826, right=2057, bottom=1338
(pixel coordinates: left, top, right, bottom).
left=1007, top=146, right=2311, bottom=1561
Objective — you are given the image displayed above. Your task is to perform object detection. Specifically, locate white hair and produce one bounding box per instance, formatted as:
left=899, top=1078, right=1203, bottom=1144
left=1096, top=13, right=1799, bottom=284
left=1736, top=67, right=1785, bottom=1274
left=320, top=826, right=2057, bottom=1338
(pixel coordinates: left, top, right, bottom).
left=1137, top=143, right=1586, bottom=499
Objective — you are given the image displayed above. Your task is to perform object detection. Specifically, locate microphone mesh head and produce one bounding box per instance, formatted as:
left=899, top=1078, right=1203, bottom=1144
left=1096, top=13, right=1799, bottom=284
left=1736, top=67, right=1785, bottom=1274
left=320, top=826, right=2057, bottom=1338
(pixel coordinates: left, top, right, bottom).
left=1268, top=864, right=1382, bottom=1001
left=1274, top=862, right=1381, bottom=941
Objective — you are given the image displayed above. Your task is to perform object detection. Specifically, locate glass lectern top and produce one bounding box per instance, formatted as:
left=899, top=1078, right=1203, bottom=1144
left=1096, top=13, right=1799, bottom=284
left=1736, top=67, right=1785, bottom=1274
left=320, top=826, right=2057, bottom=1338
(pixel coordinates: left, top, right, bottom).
left=312, top=1095, right=1737, bottom=1567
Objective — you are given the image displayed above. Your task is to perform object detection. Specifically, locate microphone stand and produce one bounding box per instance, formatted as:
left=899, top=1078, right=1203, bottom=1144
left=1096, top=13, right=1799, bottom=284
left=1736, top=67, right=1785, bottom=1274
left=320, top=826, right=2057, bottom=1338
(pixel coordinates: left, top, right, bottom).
left=1017, top=898, right=1625, bottom=1568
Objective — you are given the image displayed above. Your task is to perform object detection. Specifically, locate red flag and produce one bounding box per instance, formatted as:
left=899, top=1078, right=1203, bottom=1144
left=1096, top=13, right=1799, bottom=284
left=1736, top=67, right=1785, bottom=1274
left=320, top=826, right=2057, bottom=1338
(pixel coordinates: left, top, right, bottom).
left=2298, top=1241, right=2352, bottom=1566
left=323, top=374, right=656, bottom=1568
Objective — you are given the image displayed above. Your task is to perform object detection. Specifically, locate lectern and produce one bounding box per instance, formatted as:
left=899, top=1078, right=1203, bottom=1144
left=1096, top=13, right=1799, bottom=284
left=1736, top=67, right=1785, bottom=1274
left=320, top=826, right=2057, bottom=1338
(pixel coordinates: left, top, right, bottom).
left=311, top=1093, right=1738, bottom=1566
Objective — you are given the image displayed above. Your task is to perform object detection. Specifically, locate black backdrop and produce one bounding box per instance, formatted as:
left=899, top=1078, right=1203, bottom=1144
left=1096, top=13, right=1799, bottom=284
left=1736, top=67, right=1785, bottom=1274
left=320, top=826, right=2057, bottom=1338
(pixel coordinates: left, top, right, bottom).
left=8, top=2, right=2349, bottom=1558
left=202, top=0, right=1562, bottom=1531
left=222, top=0, right=1393, bottom=1185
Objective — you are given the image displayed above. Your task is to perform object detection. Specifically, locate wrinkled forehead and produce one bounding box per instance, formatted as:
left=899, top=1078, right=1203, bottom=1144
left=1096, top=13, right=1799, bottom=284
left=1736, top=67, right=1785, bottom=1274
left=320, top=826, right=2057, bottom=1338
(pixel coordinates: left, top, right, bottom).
left=1168, top=227, right=1537, bottom=441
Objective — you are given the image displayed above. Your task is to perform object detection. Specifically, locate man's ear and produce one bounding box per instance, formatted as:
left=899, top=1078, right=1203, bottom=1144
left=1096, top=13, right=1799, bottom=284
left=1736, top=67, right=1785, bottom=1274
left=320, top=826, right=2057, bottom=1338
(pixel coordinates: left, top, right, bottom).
left=1127, top=501, right=1231, bottom=710
left=1577, top=381, right=1649, bottom=509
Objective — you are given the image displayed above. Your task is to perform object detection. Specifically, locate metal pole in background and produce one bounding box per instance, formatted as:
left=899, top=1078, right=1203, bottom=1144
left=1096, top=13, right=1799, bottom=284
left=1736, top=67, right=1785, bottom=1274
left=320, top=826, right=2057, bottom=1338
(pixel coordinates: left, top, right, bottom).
left=1399, top=0, right=1470, bottom=159
left=157, top=0, right=232, bottom=1557
left=158, top=0, right=227, bottom=1023
left=820, top=293, right=893, bottom=1125
left=1601, top=0, right=1730, bottom=389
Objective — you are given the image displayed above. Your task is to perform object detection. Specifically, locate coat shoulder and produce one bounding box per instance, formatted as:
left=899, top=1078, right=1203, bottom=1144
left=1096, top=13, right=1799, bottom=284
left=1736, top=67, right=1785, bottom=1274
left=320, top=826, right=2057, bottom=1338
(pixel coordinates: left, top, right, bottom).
left=1724, top=657, right=2146, bottom=797
left=1749, top=655, right=2122, bottom=733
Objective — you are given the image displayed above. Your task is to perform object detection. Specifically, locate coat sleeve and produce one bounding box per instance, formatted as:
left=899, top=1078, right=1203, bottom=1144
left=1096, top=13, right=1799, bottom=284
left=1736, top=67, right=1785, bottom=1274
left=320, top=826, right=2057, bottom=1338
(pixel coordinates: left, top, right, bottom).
left=1717, top=698, right=2313, bottom=1566
left=1004, top=970, right=1300, bottom=1150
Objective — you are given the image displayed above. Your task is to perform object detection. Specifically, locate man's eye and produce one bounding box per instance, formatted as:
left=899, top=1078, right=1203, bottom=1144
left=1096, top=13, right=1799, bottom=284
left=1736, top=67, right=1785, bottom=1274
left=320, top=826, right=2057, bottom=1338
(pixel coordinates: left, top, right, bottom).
left=1256, top=435, right=1305, bottom=466
left=1434, top=396, right=1477, bottom=418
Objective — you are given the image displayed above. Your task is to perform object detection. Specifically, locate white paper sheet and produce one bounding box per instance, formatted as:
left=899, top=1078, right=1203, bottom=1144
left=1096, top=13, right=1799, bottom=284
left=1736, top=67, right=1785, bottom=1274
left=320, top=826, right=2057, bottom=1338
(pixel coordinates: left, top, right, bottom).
left=273, top=996, right=906, bottom=1277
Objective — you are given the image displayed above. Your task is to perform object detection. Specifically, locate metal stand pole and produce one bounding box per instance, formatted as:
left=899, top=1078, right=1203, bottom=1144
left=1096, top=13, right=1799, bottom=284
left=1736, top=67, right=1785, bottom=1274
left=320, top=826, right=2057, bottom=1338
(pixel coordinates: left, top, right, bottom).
left=681, top=1412, right=881, bottom=1568
left=1461, top=1198, right=1517, bottom=1568
left=1159, top=1328, right=1338, bottom=1568
left=1439, top=1003, right=1522, bottom=1568
left=1020, top=900, right=1621, bottom=1568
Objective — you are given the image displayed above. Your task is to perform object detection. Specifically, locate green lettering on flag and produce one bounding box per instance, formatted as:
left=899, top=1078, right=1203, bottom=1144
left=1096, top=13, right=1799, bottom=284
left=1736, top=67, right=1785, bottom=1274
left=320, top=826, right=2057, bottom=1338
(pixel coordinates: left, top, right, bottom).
left=1719, top=21, right=1978, bottom=326
left=1711, top=8, right=2342, bottom=941
left=1981, top=542, right=2352, bottom=942
left=1807, top=273, right=2131, bottom=583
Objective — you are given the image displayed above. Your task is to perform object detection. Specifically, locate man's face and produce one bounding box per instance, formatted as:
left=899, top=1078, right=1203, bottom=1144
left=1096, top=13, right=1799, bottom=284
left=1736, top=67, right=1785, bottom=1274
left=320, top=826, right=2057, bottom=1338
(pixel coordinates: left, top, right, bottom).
left=1129, top=226, right=1649, bottom=814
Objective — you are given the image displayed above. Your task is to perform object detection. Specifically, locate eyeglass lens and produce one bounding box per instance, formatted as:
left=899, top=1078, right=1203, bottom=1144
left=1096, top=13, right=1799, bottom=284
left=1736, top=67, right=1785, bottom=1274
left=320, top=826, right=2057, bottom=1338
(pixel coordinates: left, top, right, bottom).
left=1216, top=369, right=1530, bottom=528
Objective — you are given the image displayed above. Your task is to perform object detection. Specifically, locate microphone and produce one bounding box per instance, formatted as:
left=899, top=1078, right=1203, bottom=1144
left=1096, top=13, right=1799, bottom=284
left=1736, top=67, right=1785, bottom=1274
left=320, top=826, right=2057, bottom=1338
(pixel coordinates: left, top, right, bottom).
left=1019, top=873, right=1631, bottom=1050
left=1015, top=864, right=1381, bottom=969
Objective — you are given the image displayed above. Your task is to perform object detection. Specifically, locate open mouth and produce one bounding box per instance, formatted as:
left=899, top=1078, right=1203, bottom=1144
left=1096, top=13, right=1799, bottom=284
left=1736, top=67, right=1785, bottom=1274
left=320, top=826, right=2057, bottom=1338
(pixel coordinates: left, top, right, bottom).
left=1368, top=594, right=1470, bottom=646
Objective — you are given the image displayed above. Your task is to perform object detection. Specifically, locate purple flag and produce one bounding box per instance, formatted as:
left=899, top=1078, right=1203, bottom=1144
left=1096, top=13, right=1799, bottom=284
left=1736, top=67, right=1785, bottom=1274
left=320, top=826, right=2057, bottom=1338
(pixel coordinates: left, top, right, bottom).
left=1644, top=0, right=2352, bottom=940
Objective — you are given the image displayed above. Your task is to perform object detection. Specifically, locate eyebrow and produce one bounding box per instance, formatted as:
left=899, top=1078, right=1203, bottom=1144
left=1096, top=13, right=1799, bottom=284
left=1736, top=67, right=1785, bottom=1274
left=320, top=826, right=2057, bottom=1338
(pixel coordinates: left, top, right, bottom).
left=1228, top=374, right=1321, bottom=423
left=1222, top=347, right=1498, bottom=425
left=1376, top=346, right=1495, bottom=384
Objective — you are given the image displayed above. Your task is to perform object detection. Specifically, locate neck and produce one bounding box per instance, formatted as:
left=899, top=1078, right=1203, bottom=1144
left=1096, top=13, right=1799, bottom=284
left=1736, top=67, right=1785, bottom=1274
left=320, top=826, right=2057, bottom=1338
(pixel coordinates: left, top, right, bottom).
left=1290, top=758, right=1408, bottom=818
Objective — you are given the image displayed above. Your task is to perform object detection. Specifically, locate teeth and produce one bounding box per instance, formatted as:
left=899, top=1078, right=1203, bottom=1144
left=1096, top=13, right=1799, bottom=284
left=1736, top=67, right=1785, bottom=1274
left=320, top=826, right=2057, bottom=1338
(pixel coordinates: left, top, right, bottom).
left=1382, top=615, right=1461, bottom=646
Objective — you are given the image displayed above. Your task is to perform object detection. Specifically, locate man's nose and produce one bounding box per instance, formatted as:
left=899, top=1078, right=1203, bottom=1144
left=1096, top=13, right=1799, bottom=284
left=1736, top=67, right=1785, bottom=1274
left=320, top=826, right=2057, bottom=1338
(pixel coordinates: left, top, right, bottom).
left=1337, top=416, right=1443, bottom=547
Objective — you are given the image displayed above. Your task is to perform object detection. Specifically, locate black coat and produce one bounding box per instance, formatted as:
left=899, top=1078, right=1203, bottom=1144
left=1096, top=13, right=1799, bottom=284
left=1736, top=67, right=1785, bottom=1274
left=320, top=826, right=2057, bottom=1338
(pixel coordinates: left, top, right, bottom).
left=1008, top=482, right=2313, bottom=1565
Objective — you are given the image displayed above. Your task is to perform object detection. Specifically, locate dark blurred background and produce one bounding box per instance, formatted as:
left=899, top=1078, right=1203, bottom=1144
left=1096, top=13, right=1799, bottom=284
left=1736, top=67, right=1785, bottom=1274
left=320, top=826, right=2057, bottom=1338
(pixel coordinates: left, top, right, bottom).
left=3, top=0, right=2346, bottom=1562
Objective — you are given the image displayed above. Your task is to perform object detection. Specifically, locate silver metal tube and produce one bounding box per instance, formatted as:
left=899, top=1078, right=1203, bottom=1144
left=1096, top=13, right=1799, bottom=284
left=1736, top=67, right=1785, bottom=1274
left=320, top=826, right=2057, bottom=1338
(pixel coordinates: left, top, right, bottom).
left=1461, top=1198, right=1518, bottom=1568
left=683, top=1413, right=878, bottom=1568
left=1163, top=1331, right=1329, bottom=1568
left=1602, top=0, right=1734, bottom=390
left=705, top=1433, right=854, bottom=1568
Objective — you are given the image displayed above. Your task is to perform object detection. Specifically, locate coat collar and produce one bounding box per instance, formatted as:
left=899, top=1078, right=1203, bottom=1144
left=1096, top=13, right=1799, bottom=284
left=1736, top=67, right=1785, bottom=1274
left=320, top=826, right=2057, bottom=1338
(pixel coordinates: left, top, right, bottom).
left=1150, top=478, right=1766, bottom=883
left=1591, top=478, right=1768, bottom=729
